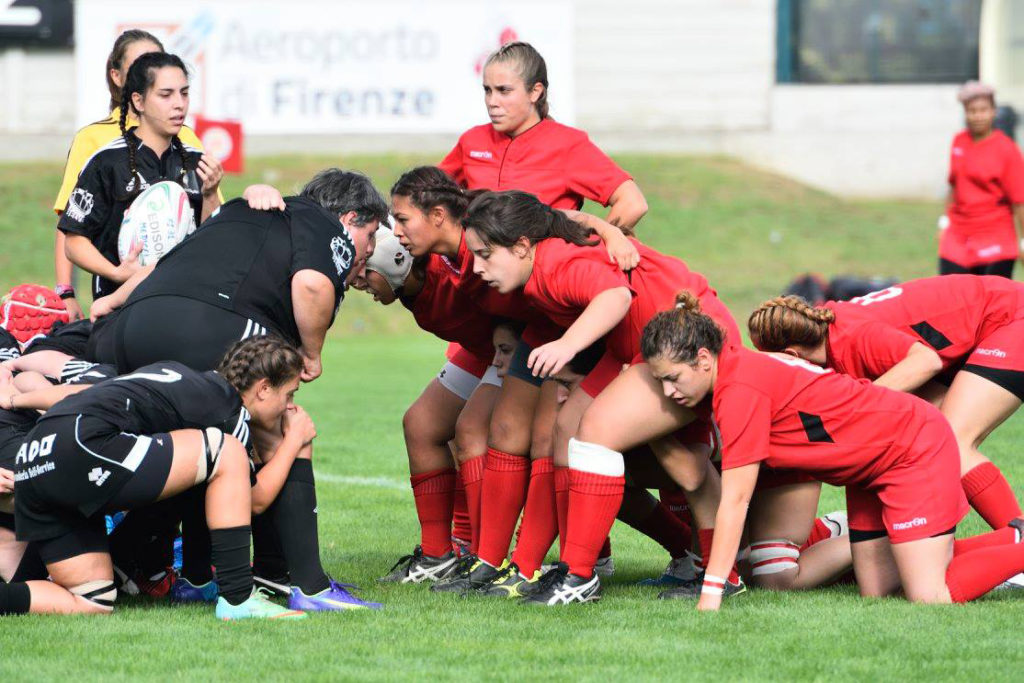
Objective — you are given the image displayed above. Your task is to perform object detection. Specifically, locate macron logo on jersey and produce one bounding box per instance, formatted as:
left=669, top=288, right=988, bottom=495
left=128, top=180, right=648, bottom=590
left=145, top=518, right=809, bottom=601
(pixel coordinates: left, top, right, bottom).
left=892, top=517, right=927, bottom=531
left=975, top=348, right=1007, bottom=358
left=469, top=150, right=493, bottom=160
left=953, top=147, right=964, bottom=157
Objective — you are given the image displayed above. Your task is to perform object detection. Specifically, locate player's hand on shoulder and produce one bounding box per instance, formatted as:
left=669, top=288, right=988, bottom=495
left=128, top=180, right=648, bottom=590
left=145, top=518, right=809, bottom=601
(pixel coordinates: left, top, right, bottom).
left=90, top=295, right=116, bottom=322
left=605, top=228, right=640, bottom=271
left=300, top=354, right=322, bottom=383
left=282, top=405, right=317, bottom=446
left=242, top=184, right=286, bottom=211
left=528, top=339, right=577, bottom=378
left=198, top=154, right=224, bottom=198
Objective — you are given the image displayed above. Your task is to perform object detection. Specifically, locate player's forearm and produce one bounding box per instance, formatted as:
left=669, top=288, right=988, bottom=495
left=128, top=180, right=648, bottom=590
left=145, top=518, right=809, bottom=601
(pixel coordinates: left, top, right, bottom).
left=5, top=383, right=89, bottom=412
left=605, top=180, right=648, bottom=231
left=873, top=343, right=943, bottom=393
left=200, top=194, right=221, bottom=224
left=103, top=265, right=155, bottom=310
left=703, top=486, right=749, bottom=589
left=251, top=435, right=305, bottom=514
left=64, top=234, right=119, bottom=281
left=291, top=272, right=335, bottom=361
left=561, top=287, right=632, bottom=353
left=54, top=231, right=75, bottom=285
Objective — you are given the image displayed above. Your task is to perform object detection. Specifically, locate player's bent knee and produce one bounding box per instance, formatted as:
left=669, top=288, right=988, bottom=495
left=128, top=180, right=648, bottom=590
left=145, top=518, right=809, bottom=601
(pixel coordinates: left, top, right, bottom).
left=576, top=409, right=620, bottom=450
left=207, top=433, right=247, bottom=482
left=747, top=539, right=800, bottom=589
left=69, top=580, right=117, bottom=613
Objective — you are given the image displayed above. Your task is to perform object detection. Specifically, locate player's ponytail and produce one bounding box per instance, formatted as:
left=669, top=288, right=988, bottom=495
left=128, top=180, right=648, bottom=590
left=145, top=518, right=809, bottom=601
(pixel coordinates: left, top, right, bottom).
left=106, top=29, right=165, bottom=112
left=747, top=295, right=835, bottom=352
left=485, top=42, right=550, bottom=119
left=462, top=190, right=598, bottom=249
left=119, top=52, right=190, bottom=200
left=641, top=290, right=724, bottom=364
left=390, top=166, right=470, bottom=221
left=217, top=336, right=304, bottom=393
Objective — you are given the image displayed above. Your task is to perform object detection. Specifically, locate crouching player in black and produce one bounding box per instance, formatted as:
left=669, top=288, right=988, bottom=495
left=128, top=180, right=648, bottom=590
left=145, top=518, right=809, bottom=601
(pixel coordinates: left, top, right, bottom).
left=0, top=337, right=311, bottom=620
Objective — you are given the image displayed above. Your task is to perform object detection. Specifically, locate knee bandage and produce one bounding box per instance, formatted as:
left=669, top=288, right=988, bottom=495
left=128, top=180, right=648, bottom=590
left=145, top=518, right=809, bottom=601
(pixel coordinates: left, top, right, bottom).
left=70, top=580, right=116, bottom=612
left=567, top=438, right=624, bottom=477
left=747, top=539, right=800, bottom=576
left=195, top=428, right=226, bottom=485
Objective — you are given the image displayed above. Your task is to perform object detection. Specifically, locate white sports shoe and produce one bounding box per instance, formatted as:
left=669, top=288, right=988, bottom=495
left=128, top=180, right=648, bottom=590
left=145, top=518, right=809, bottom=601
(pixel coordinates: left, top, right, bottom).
left=821, top=511, right=849, bottom=538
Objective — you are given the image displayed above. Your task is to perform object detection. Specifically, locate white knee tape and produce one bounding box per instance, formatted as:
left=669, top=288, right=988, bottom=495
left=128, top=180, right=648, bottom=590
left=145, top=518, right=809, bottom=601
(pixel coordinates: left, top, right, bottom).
left=70, top=580, right=117, bottom=612
left=567, top=438, right=624, bottom=477
left=748, top=539, right=800, bottom=576
left=195, top=427, right=226, bottom=485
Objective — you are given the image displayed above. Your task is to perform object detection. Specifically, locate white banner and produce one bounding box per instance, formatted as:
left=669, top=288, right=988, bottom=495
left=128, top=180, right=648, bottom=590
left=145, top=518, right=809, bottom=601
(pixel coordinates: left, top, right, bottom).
left=74, top=0, right=574, bottom=134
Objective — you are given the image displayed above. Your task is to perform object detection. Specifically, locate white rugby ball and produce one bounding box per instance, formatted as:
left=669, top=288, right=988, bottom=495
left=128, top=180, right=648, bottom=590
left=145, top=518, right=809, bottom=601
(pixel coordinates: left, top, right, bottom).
left=118, top=181, right=197, bottom=266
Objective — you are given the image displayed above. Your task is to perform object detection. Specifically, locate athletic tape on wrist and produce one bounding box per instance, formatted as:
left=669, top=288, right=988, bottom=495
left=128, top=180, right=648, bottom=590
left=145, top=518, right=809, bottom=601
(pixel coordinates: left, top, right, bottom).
left=567, top=438, right=624, bottom=477
left=702, top=573, right=727, bottom=596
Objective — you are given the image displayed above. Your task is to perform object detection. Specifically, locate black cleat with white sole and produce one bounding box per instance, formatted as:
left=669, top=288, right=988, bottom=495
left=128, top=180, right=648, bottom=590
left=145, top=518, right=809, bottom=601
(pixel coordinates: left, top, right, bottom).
left=521, top=562, right=602, bottom=606
left=658, top=571, right=746, bottom=600
left=379, top=546, right=460, bottom=584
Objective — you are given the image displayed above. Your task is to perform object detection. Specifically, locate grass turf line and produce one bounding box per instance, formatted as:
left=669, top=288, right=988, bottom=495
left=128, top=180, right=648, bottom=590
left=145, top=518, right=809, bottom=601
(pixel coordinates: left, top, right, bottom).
left=1, top=156, right=1021, bottom=681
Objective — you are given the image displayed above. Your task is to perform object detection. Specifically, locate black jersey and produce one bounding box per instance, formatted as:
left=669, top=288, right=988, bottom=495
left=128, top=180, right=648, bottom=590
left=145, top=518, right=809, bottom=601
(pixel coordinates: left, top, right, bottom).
left=122, top=197, right=355, bottom=345
left=56, top=130, right=204, bottom=298
left=0, top=328, right=20, bottom=362
left=0, top=406, right=36, bottom=432
left=23, top=319, right=93, bottom=358
left=40, top=361, right=250, bottom=456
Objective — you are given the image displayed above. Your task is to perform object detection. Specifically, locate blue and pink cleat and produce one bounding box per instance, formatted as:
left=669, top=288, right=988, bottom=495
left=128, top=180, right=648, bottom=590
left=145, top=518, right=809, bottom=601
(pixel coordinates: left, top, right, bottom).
left=288, top=580, right=382, bottom=611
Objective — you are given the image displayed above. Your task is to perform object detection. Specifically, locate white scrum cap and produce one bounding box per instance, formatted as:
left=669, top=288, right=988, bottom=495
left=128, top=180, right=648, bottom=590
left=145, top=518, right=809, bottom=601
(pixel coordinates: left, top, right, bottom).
left=367, top=225, right=413, bottom=292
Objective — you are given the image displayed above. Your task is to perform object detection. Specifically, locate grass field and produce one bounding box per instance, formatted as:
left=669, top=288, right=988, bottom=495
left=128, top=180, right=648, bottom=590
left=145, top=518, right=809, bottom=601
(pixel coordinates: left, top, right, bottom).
left=1, top=154, right=1022, bottom=681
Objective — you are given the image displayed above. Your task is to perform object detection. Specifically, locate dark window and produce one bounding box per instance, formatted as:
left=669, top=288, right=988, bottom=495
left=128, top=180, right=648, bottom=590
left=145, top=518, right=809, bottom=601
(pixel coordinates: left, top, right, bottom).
left=777, top=0, right=982, bottom=84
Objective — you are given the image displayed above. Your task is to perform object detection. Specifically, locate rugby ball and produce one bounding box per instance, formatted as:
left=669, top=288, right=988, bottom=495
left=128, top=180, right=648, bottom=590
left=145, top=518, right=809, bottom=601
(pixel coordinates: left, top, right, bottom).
left=118, top=181, right=197, bottom=266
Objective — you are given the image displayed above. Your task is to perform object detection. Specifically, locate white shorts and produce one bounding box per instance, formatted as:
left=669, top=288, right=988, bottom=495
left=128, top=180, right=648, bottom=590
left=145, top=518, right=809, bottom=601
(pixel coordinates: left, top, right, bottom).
left=437, top=362, right=502, bottom=401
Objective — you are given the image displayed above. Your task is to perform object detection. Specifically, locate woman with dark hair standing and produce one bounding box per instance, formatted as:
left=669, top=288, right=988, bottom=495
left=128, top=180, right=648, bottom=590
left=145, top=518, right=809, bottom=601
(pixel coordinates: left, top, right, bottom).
left=58, top=52, right=222, bottom=301
left=52, top=30, right=219, bottom=319
left=938, top=81, right=1024, bottom=278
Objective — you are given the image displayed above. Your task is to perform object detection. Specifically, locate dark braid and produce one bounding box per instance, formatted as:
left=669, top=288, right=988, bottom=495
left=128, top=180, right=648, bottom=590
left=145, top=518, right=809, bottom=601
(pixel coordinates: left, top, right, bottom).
left=390, top=166, right=471, bottom=221
left=217, top=336, right=304, bottom=394
left=462, top=190, right=598, bottom=248
left=119, top=52, right=190, bottom=200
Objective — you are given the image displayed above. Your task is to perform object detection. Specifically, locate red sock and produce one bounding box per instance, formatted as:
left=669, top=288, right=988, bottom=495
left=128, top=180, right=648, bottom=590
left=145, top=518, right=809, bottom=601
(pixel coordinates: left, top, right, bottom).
left=410, top=468, right=457, bottom=558
left=946, top=541, right=1024, bottom=602
left=659, top=488, right=694, bottom=529
left=510, top=457, right=557, bottom=577
left=451, top=476, right=471, bottom=549
left=953, top=526, right=1018, bottom=556
left=459, top=455, right=486, bottom=555
left=555, top=466, right=571, bottom=556
left=563, top=470, right=624, bottom=578
left=697, top=528, right=740, bottom=583
left=961, top=462, right=1023, bottom=529
left=625, top=501, right=692, bottom=559
left=476, top=448, right=530, bottom=567
left=799, top=517, right=831, bottom=551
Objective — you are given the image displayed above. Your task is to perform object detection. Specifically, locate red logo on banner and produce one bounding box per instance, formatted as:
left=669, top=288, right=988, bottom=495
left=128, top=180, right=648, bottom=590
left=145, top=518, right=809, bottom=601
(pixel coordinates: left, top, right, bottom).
left=194, top=116, right=244, bottom=174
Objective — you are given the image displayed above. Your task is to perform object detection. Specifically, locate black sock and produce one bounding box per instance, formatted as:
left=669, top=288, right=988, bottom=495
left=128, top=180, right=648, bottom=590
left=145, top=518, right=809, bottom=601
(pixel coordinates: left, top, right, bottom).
left=210, top=525, right=253, bottom=606
left=0, top=581, right=31, bottom=615
left=270, top=459, right=330, bottom=594
left=11, top=542, right=48, bottom=582
left=252, top=510, right=289, bottom=580
left=180, top=487, right=214, bottom=584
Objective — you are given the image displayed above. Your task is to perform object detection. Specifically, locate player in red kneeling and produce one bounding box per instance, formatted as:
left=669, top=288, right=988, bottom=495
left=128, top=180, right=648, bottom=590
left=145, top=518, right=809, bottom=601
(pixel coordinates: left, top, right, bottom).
left=643, top=292, right=1024, bottom=610
left=748, top=275, right=1024, bottom=531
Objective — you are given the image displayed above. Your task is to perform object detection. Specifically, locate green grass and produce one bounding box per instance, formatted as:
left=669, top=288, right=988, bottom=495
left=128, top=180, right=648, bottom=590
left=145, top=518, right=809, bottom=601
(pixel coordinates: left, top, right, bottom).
left=1, top=155, right=1022, bottom=681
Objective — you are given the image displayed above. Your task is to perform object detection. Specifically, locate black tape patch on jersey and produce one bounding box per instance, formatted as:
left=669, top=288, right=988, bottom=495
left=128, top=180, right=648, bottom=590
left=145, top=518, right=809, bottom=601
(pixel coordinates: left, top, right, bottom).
left=798, top=411, right=834, bottom=444
left=910, top=321, right=953, bottom=351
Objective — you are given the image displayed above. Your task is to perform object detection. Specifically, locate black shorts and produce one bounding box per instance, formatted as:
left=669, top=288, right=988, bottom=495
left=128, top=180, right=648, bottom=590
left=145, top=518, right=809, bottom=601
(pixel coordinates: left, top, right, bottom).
left=506, top=340, right=545, bottom=388
left=23, top=319, right=93, bottom=358
left=962, top=364, right=1024, bottom=401
left=939, top=258, right=1015, bottom=279
left=89, top=296, right=275, bottom=372
left=14, top=415, right=174, bottom=561
left=0, top=424, right=29, bottom=470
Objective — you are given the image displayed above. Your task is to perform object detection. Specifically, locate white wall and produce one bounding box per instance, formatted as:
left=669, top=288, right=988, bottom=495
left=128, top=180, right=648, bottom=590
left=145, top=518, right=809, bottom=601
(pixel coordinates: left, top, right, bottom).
left=0, top=0, right=1010, bottom=199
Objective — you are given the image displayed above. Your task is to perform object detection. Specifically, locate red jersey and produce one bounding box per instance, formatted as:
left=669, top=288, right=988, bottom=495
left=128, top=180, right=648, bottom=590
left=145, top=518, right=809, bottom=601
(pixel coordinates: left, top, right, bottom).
left=714, top=345, right=944, bottom=489
left=523, top=237, right=736, bottom=362
left=826, top=275, right=1022, bottom=375
left=438, top=119, right=631, bottom=209
left=943, top=130, right=1024, bottom=264
left=401, top=255, right=496, bottom=361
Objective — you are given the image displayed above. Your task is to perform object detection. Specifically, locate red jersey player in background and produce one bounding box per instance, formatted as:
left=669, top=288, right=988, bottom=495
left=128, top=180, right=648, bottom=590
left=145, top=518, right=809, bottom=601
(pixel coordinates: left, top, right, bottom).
left=748, top=275, right=1024, bottom=533
left=437, top=41, right=648, bottom=588
left=643, top=292, right=1024, bottom=610
left=938, top=81, right=1024, bottom=278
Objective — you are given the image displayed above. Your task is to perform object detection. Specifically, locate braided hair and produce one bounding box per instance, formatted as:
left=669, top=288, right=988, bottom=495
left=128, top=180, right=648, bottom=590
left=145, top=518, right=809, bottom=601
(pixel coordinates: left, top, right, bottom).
left=641, top=291, right=724, bottom=364
left=747, top=295, right=835, bottom=353
left=217, top=336, right=304, bottom=394
left=390, top=166, right=472, bottom=222
left=118, top=52, right=190, bottom=200
left=462, top=190, right=598, bottom=249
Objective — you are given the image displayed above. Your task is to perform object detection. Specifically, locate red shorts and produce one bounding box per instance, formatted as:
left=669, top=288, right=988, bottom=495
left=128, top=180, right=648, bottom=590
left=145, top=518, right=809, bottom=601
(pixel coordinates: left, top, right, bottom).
left=845, top=415, right=968, bottom=544
left=446, top=344, right=490, bottom=378
left=939, top=227, right=1018, bottom=268
left=964, top=315, right=1024, bottom=373
left=757, top=467, right=818, bottom=491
